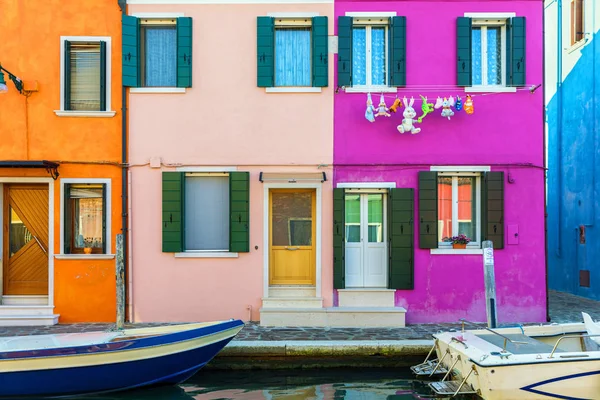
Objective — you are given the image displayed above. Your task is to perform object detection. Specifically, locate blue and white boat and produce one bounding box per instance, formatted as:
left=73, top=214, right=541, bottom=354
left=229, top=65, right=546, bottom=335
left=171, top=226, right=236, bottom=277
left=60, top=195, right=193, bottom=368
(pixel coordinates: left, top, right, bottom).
left=0, top=319, right=244, bottom=398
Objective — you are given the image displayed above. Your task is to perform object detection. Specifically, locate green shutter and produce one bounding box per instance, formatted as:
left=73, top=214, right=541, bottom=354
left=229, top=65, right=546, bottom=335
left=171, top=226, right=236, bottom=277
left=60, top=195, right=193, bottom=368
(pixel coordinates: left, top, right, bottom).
left=122, top=15, right=140, bottom=87
left=99, top=41, right=107, bottom=111
left=312, top=16, right=329, bottom=87
left=418, top=171, right=438, bottom=249
left=257, top=17, right=274, bottom=87
left=177, top=17, right=193, bottom=88
left=333, top=188, right=345, bottom=289
left=229, top=172, right=250, bottom=253
left=456, top=17, right=472, bottom=87
left=389, top=16, right=406, bottom=87
left=102, top=183, right=107, bottom=253
left=388, top=188, right=414, bottom=290
left=64, top=40, right=72, bottom=111
left=337, top=16, right=352, bottom=87
left=483, top=172, right=504, bottom=249
left=162, top=172, right=184, bottom=253
left=64, top=183, right=72, bottom=253
left=509, top=17, right=526, bottom=87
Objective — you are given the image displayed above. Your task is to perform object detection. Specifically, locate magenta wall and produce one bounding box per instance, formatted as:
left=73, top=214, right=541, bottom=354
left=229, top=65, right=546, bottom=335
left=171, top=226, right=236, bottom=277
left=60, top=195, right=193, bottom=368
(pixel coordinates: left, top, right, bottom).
left=334, top=1, right=546, bottom=324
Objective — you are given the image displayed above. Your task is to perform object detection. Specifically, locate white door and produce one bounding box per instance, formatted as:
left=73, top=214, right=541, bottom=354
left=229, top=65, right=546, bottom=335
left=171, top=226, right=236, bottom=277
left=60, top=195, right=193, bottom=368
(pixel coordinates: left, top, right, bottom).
left=345, top=193, right=387, bottom=288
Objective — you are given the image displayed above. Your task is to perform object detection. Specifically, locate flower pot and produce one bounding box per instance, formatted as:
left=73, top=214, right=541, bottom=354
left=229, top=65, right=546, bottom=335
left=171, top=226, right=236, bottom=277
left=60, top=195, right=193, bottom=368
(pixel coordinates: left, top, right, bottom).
left=452, top=243, right=467, bottom=249
left=83, top=247, right=92, bottom=254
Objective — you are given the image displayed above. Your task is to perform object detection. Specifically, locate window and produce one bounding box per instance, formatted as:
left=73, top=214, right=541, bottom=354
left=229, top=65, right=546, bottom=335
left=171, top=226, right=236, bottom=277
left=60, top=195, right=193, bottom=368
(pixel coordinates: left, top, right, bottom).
left=437, top=173, right=481, bottom=247
left=140, top=18, right=177, bottom=87
left=275, top=20, right=312, bottom=87
left=471, top=20, right=506, bottom=87
left=61, top=37, right=110, bottom=112
left=352, top=20, right=388, bottom=88
left=571, top=0, right=585, bottom=45
left=64, top=184, right=107, bottom=254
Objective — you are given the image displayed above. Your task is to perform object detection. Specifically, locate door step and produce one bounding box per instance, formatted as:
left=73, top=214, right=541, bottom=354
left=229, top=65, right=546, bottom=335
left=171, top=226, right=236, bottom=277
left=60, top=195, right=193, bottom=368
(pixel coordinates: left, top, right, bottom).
left=262, top=297, right=323, bottom=308
left=429, top=380, right=477, bottom=396
left=337, top=289, right=395, bottom=307
left=268, top=287, right=316, bottom=298
left=0, top=314, right=59, bottom=326
left=260, top=306, right=406, bottom=327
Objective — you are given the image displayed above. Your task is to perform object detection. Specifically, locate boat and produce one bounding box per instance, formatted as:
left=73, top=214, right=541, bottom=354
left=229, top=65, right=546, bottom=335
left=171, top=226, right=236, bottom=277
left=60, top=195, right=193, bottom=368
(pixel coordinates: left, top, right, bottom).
left=0, top=318, right=244, bottom=398
left=411, top=313, right=600, bottom=399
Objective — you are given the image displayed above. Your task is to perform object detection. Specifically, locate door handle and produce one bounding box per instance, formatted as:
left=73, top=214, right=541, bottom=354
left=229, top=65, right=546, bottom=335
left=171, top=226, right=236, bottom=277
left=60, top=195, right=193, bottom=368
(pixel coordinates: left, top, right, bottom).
left=32, top=235, right=47, bottom=254
left=285, top=246, right=299, bottom=251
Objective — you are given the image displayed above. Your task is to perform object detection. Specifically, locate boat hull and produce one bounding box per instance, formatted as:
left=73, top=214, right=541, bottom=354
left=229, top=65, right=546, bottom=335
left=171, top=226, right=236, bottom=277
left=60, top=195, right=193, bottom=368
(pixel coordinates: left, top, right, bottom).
left=0, top=320, right=243, bottom=398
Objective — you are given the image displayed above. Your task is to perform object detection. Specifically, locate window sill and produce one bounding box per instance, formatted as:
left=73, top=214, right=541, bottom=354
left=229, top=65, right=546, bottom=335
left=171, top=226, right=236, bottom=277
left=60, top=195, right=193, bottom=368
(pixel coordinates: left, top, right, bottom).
left=464, top=86, right=517, bottom=93
left=130, top=87, right=186, bottom=94
left=567, top=39, right=588, bottom=54
left=344, top=86, right=398, bottom=94
left=265, top=87, right=322, bottom=93
left=430, top=249, right=483, bottom=255
left=174, top=252, right=239, bottom=258
left=54, top=111, right=116, bottom=118
left=55, top=254, right=116, bottom=260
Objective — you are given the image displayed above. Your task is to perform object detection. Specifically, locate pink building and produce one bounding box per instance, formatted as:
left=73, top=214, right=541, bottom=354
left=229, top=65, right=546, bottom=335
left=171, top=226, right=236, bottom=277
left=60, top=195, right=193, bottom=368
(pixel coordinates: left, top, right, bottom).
left=333, top=0, right=546, bottom=324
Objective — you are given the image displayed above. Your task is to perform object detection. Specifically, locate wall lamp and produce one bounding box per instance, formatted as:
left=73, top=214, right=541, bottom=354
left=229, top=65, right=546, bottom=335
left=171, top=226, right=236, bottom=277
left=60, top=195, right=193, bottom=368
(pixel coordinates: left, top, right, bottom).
left=0, top=64, right=24, bottom=95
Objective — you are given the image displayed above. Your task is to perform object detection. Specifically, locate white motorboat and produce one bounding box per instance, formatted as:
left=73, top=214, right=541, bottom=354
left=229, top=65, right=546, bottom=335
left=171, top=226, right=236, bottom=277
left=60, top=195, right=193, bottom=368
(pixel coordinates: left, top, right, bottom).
left=411, top=313, right=600, bottom=399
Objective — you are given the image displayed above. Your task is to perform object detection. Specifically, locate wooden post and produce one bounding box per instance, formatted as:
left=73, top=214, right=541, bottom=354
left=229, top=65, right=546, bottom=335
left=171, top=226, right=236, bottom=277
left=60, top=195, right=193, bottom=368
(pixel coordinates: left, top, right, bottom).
left=116, top=234, right=125, bottom=330
left=482, top=240, right=497, bottom=328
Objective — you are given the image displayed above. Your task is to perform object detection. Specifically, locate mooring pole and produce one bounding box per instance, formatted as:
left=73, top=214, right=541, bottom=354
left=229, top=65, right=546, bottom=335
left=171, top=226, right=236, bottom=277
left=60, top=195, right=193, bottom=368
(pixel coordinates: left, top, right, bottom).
left=482, top=240, right=497, bottom=328
left=116, top=234, right=125, bottom=330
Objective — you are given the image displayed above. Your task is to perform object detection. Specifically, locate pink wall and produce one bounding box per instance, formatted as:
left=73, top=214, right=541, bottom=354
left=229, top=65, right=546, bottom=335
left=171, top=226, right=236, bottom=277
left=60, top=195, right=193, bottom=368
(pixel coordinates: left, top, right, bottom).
left=334, top=1, right=546, bottom=323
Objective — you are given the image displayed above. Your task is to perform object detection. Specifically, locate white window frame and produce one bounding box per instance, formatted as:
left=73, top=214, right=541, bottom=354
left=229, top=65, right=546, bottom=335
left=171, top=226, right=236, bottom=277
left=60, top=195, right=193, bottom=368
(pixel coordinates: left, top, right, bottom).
left=55, top=36, right=115, bottom=118
left=58, top=178, right=113, bottom=259
left=345, top=12, right=397, bottom=93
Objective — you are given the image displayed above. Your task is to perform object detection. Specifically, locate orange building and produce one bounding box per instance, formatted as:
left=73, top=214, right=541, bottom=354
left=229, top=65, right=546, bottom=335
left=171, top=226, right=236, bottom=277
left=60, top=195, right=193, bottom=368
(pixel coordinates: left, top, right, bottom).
left=0, top=0, right=123, bottom=324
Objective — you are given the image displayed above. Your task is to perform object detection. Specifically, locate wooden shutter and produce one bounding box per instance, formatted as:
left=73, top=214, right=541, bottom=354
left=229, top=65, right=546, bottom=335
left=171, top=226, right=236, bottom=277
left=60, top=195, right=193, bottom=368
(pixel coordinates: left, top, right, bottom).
left=388, top=188, right=414, bottom=290
left=229, top=172, right=250, bottom=253
left=337, top=16, right=352, bottom=87
left=333, top=188, right=345, bottom=289
left=456, top=17, right=472, bottom=87
left=64, top=40, right=72, bottom=110
left=389, top=16, right=406, bottom=87
left=312, top=16, right=329, bottom=87
left=257, top=17, right=274, bottom=87
left=122, top=15, right=140, bottom=87
left=101, top=183, right=107, bottom=253
left=99, top=41, right=107, bottom=111
left=177, top=17, right=193, bottom=88
left=482, top=172, right=504, bottom=249
left=418, top=171, right=438, bottom=249
left=509, top=17, right=526, bottom=87
left=162, top=172, right=184, bottom=253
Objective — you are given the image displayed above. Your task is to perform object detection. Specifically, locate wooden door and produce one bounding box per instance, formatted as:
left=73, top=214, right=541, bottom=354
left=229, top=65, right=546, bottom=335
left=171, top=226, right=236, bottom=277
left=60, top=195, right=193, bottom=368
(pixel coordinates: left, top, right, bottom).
left=269, top=189, right=316, bottom=286
left=3, top=184, right=49, bottom=295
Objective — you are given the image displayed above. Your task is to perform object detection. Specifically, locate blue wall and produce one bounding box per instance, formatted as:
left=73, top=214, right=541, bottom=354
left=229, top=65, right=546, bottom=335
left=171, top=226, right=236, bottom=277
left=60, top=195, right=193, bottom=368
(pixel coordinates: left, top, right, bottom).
left=547, top=29, right=600, bottom=299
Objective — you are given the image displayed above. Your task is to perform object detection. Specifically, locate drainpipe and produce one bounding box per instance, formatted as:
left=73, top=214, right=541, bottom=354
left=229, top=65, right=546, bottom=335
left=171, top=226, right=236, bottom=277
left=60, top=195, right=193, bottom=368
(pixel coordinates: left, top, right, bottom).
left=555, top=0, right=563, bottom=259
left=543, top=1, right=549, bottom=321
left=118, top=0, right=129, bottom=322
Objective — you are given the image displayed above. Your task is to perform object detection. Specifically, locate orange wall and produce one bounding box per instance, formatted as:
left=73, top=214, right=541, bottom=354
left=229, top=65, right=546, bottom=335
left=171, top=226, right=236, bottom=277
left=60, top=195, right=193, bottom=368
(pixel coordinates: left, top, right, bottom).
left=0, top=0, right=123, bottom=322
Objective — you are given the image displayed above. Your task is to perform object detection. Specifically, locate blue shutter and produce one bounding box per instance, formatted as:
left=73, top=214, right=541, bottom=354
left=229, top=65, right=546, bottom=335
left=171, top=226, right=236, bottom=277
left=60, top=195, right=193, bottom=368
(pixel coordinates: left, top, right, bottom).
left=122, top=15, right=140, bottom=87
left=337, top=16, right=352, bottom=87
left=312, top=16, right=329, bottom=87
left=456, top=17, right=472, bottom=87
left=257, top=17, right=275, bottom=87
left=509, top=17, right=526, bottom=87
left=389, top=16, right=406, bottom=87
left=177, top=17, right=193, bottom=88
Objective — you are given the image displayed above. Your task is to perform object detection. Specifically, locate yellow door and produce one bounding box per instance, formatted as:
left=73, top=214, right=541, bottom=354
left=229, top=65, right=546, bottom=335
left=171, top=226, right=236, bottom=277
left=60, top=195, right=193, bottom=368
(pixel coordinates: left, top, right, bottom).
left=269, top=189, right=316, bottom=285
left=3, top=184, right=49, bottom=295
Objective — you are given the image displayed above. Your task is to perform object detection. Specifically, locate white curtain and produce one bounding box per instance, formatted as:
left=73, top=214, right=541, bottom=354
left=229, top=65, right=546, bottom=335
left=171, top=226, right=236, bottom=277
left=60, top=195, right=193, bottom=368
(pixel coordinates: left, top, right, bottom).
left=70, top=44, right=101, bottom=111
left=352, top=27, right=366, bottom=85
left=145, top=27, right=177, bottom=87
left=472, top=27, right=482, bottom=85
left=487, top=27, right=502, bottom=85
left=275, top=28, right=311, bottom=86
left=185, top=176, right=229, bottom=251
left=371, top=27, right=386, bottom=85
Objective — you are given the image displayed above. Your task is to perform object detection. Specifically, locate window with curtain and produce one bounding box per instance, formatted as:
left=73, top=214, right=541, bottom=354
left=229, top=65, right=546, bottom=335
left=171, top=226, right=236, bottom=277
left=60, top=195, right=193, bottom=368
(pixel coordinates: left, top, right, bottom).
left=65, top=184, right=106, bottom=254
left=185, top=176, right=230, bottom=251
left=352, top=25, right=387, bottom=87
left=274, top=27, right=312, bottom=87
left=571, top=0, right=585, bottom=45
left=437, top=174, right=480, bottom=247
left=69, top=43, right=101, bottom=111
left=471, top=22, right=505, bottom=86
left=141, top=24, right=177, bottom=87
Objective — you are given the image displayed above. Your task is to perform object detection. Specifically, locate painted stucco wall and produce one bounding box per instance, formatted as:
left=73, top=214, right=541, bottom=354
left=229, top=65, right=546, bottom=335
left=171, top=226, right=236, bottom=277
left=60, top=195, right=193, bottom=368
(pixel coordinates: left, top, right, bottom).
left=0, top=0, right=121, bottom=322
left=334, top=1, right=546, bottom=323
left=128, top=3, right=334, bottom=322
left=545, top=0, right=600, bottom=299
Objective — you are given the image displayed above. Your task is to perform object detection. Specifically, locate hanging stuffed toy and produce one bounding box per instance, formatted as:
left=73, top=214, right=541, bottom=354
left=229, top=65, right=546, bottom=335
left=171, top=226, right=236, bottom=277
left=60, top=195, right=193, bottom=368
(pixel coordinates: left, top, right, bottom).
left=441, top=96, right=455, bottom=120
left=417, top=95, right=434, bottom=123
left=389, top=97, right=402, bottom=113
left=464, top=95, right=474, bottom=115
left=365, top=93, right=376, bottom=123
left=455, top=96, right=463, bottom=112
left=397, top=97, right=421, bottom=134
left=375, top=94, right=391, bottom=117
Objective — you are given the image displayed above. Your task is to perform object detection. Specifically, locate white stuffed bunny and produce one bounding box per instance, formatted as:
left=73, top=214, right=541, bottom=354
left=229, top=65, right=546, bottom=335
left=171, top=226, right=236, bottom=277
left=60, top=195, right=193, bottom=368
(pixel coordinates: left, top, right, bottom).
left=397, top=97, right=421, bottom=134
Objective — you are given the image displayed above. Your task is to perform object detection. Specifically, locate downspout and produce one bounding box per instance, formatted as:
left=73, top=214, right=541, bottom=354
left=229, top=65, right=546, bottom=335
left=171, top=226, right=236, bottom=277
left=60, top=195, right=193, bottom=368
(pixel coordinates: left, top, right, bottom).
left=555, top=0, right=563, bottom=258
left=543, top=1, right=550, bottom=321
left=118, top=0, right=129, bottom=322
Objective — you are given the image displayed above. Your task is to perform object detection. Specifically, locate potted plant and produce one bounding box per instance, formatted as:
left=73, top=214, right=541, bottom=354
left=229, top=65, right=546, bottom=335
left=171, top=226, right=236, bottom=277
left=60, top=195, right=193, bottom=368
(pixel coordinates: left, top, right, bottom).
left=83, top=237, right=94, bottom=254
left=443, top=234, right=471, bottom=249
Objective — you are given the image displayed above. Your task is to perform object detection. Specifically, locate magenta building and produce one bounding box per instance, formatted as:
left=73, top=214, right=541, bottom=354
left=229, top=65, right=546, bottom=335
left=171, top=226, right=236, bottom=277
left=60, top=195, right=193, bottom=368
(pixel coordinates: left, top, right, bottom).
left=332, top=0, right=546, bottom=324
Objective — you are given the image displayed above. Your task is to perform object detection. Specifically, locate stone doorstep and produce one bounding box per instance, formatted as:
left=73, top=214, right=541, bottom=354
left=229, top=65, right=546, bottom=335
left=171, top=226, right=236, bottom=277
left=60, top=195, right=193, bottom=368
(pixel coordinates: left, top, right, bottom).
left=0, top=314, right=60, bottom=327
left=259, top=307, right=407, bottom=328
left=337, top=289, right=396, bottom=308
left=261, top=297, right=324, bottom=309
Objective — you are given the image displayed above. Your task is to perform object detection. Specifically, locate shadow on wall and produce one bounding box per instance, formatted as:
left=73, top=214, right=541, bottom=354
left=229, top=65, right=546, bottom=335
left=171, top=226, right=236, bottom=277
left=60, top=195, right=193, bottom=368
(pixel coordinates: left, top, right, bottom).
left=546, top=29, right=600, bottom=299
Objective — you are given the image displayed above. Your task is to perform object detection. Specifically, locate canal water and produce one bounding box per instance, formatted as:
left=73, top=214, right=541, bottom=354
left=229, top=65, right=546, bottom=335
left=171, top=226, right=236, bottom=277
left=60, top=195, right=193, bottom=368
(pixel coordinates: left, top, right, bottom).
left=83, top=368, right=478, bottom=400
